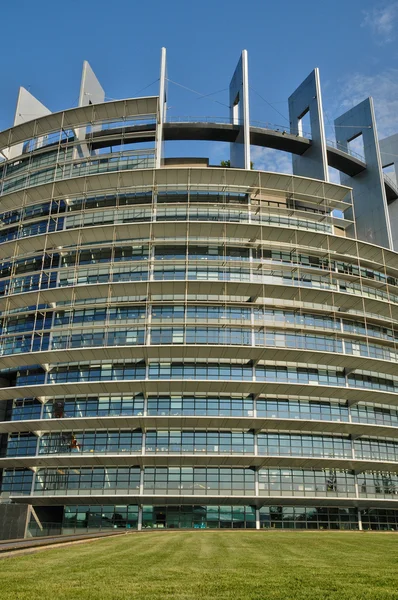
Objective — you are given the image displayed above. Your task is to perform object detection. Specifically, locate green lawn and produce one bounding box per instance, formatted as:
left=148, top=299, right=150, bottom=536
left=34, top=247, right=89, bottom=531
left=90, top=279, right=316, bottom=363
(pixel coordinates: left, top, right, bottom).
left=1, top=531, right=398, bottom=600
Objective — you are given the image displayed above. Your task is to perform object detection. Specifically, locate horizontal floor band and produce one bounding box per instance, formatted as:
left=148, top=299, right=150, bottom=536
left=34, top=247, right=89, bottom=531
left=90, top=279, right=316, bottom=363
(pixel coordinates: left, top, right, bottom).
left=0, top=380, right=396, bottom=408
left=0, top=343, right=397, bottom=377
left=0, top=167, right=350, bottom=210
left=0, top=167, right=393, bottom=266
left=1, top=415, right=397, bottom=440
left=1, top=279, right=396, bottom=322
left=0, top=219, right=365, bottom=263
left=0, top=98, right=159, bottom=156
left=8, top=492, right=398, bottom=509
left=0, top=203, right=352, bottom=252
left=1, top=453, right=397, bottom=472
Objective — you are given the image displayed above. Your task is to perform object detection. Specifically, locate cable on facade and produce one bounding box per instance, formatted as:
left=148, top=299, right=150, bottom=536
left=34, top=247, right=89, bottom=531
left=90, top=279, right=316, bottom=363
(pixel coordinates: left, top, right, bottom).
left=104, top=78, right=161, bottom=102
left=334, top=125, right=372, bottom=128
left=249, top=86, right=290, bottom=124
left=194, top=88, right=229, bottom=100
left=166, top=78, right=230, bottom=109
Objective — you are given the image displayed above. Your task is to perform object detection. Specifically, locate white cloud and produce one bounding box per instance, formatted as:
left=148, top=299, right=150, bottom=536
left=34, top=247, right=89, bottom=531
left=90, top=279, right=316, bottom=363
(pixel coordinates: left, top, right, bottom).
left=327, top=69, right=398, bottom=139
left=250, top=146, right=292, bottom=174
left=361, top=2, right=398, bottom=43
left=207, top=145, right=293, bottom=174
left=328, top=167, right=342, bottom=184
left=208, top=142, right=229, bottom=166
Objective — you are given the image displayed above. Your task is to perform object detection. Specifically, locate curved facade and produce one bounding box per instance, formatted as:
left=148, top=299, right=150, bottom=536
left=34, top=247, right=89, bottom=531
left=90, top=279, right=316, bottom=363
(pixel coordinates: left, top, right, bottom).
left=1, top=53, right=398, bottom=534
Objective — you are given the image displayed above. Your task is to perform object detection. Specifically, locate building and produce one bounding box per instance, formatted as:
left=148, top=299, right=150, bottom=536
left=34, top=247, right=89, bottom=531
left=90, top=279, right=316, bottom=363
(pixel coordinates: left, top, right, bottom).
left=0, top=50, right=398, bottom=537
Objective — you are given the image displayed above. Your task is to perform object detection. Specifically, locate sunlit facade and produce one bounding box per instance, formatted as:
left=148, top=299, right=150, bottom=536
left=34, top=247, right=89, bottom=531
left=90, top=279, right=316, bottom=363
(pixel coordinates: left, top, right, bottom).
left=1, top=51, right=398, bottom=535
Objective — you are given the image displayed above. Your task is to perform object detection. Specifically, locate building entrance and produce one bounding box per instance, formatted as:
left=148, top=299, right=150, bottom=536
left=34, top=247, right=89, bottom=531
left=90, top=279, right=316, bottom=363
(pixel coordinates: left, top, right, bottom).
left=143, top=505, right=255, bottom=529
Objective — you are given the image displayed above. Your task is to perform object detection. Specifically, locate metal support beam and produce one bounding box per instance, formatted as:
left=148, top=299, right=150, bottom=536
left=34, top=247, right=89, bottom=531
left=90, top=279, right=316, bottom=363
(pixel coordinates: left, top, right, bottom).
left=229, top=50, right=250, bottom=169
left=288, top=69, right=328, bottom=181
left=334, top=98, right=393, bottom=249
left=156, top=47, right=167, bottom=168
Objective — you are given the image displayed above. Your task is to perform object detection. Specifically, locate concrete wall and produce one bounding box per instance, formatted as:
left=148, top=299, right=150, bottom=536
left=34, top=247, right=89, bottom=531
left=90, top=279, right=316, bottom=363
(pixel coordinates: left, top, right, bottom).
left=0, top=504, right=31, bottom=540
left=289, top=69, right=328, bottom=181
left=379, top=133, right=398, bottom=250
left=335, top=98, right=393, bottom=249
left=388, top=199, right=398, bottom=250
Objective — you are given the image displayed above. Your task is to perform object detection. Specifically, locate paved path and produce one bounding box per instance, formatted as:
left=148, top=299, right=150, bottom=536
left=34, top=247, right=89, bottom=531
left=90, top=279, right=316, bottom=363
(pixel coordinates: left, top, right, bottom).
left=0, top=530, right=127, bottom=555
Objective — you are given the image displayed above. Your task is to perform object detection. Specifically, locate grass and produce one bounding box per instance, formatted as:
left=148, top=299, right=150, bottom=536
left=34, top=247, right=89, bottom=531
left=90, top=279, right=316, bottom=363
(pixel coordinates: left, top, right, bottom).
left=1, top=530, right=398, bottom=600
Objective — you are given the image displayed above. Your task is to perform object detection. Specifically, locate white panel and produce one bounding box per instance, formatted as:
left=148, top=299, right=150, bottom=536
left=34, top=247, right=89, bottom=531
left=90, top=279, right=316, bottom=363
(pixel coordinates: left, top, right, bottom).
left=75, top=61, right=105, bottom=158
left=8, top=87, right=51, bottom=159
left=78, top=61, right=105, bottom=107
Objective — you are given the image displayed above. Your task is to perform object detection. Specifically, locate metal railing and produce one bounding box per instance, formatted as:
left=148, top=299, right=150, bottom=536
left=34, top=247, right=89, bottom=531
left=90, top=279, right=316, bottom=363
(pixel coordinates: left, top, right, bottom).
left=383, top=171, right=398, bottom=191
left=325, top=138, right=366, bottom=163
left=167, top=116, right=313, bottom=139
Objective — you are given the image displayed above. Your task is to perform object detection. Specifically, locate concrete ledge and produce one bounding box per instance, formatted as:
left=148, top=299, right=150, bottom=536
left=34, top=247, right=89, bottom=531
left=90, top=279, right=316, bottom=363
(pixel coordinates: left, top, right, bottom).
left=0, top=530, right=127, bottom=554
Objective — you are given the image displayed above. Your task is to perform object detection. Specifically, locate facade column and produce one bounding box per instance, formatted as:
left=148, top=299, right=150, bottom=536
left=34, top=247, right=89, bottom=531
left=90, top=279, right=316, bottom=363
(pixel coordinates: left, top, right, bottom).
left=139, top=468, right=144, bottom=495
left=35, top=433, right=41, bottom=457
left=357, top=508, right=363, bottom=531
left=137, top=506, right=143, bottom=531
left=351, top=435, right=356, bottom=460
left=30, top=468, right=37, bottom=497
left=255, top=508, right=260, bottom=530
left=250, top=298, right=255, bottom=347
left=229, top=50, right=250, bottom=169
left=148, top=244, right=155, bottom=281
left=252, top=394, right=257, bottom=419
left=353, top=470, right=362, bottom=530
left=155, top=47, right=167, bottom=168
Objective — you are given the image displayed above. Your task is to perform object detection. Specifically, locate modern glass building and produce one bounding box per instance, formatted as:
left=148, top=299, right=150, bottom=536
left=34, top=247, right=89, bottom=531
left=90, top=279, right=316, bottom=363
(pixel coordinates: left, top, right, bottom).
left=1, top=50, right=398, bottom=535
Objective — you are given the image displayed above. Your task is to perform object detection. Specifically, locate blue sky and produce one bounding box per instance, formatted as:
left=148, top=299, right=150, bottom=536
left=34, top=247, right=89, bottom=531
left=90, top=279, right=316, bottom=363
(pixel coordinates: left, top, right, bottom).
left=1, top=0, right=398, bottom=171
